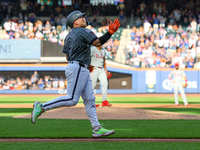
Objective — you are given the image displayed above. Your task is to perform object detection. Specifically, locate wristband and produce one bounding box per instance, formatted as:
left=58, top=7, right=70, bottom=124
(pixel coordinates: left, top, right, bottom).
left=99, top=32, right=112, bottom=45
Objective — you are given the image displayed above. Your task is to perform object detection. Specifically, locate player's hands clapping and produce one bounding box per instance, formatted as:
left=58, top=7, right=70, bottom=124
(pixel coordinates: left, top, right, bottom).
left=108, top=19, right=120, bottom=35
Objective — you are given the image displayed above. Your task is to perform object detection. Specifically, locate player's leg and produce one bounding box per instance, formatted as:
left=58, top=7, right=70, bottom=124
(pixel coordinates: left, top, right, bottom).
left=90, top=68, right=100, bottom=107
left=98, top=69, right=112, bottom=107
left=99, top=69, right=108, bottom=101
left=81, top=74, right=115, bottom=137
left=31, top=64, right=87, bottom=123
left=43, top=64, right=86, bottom=110
left=179, top=85, right=188, bottom=106
left=90, top=68, right=98, bottom=89
left=173, top=84, right=179, bottom=105
left=81, top=74, right=100, bottom=128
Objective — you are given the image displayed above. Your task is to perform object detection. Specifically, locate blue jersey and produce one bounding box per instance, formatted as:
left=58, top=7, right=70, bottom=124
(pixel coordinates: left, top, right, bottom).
left=63, top=27, right=97, bottom=66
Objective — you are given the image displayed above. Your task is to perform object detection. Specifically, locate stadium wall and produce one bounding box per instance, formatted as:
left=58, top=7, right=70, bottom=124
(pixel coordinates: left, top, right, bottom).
left=0, top=39, right=41, bottom=60
left=0, top=64, right=199, bottom=94
left=0, top=40, right=65, bottom=63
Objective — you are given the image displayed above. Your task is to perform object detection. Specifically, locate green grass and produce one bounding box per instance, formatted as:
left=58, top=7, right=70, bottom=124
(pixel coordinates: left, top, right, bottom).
left=1, top=118, right=200, bottom=138
left=1, top=142, right=200, bottom=150
left=1, top=96, right=200, bottom=104
left=0, top=108, right=33, bottom=117
left=1, top=96, right=200, bottom=149
left=0, top=97, right=54, bottom=104
left=139, top=108, right=200, bottom=115
left=1, top=96, right=200, bottom=117
left=0, top=108, right=33, bottom=113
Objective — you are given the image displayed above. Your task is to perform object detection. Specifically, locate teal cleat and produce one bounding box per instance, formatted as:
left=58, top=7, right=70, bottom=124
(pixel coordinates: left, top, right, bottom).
left=31, top=101, right=44, bottom=124
left=92, top=127, right=115, bottom=138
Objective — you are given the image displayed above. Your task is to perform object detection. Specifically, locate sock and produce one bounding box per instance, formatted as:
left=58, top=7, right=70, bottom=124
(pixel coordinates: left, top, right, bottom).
left=93, top=125, right=101, bottom=132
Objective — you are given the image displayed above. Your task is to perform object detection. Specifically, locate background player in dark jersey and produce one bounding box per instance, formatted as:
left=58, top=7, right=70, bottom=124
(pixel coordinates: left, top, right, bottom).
left=31, top=10, right=120, bottom=138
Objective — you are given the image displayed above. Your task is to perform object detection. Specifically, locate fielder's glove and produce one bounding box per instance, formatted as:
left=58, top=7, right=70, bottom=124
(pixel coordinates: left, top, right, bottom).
left=182, top=82, right=187, bottom=88
left=88, top=65, right=94, bottom=73
left=107, top=72, right=112, bottom=79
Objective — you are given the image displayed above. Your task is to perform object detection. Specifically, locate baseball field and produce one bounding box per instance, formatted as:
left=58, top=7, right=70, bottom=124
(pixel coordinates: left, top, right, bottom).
left=1, top=94, right=200, bottom=150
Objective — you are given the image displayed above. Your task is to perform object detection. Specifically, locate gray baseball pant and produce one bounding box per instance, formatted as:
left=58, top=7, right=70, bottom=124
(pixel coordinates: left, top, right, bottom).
left=43, top=62, right=100, bottom=128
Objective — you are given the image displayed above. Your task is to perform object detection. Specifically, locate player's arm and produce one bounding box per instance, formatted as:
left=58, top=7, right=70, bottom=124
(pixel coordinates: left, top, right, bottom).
left=168, top=72, right=172, bottom=80
left=183, top=72, right=187, bottom=83
left=66, top=54, right=68, bottom=60
left=184, top=76, right=187, bottom=83
left=92, top=19, right=120, bottom=47
left=90, top=46, right=94, bottom=57
left=183, top=75, right=188, bottom=86
left=92, top=39, right=103, bottom=47
left=182, top=71, right=188, bottom=88
left=103, top=57, right=108, bottom=74
left=88, top=47, right=95, bottom=72
left=168, top=72, right=174, bottom=83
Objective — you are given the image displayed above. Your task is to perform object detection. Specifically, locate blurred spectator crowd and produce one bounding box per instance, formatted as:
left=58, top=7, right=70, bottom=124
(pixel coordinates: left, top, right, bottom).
left=124, top=20, right=200, bottom=68
left=0, top=71, right=67, bottom=90
left=123, top=0, right=200, bottom=69
left=3, top=18, right=69, bottom=45
left=2, top=18, right=121, bottom=61
left=135, top=0, right=200, bottom=27
left=2, top=0, right=200, bottom=69
left=0, top=0, right=124, bottom=27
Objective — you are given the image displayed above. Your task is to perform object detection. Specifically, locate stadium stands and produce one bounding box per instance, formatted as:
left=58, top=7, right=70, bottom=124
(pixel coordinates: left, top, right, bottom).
left=1, top=0, right=200, bottom=92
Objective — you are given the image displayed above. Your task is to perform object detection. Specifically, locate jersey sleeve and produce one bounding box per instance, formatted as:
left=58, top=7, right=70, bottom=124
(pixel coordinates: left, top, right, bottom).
left=80, top=28, right=97, bottom=44
left=62, top=41, right=67, bottom=54
left=90, top=46, right=95, bottom=57
left=62, top=36, right=69, bottom=54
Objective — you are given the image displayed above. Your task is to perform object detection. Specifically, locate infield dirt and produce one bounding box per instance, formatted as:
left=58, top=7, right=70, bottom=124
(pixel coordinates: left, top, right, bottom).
left=6, top=93, right=200, bottom=120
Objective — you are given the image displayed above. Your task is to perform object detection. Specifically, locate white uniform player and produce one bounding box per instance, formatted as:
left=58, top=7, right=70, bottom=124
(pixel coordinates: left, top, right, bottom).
left=90, top=45, right=112, bottom=107
left=168, top=63, right=188, bottom=106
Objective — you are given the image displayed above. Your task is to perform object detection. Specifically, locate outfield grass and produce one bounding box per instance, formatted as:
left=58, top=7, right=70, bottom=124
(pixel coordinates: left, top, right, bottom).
left=1, top=118, right=200, bottom=138
left=139, top=108, right=200, bottom=115
left=1, top=96, right=200, bottom=104
left=0, top=108, right=34, bottom=117
left=1, top=96, right=200, bottom=117
left=1, top=142, right=200, bottom=150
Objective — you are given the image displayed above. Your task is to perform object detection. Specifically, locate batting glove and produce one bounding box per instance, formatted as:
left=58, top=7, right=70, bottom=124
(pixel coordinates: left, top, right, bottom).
left=108, top=19, right=120, bottom=35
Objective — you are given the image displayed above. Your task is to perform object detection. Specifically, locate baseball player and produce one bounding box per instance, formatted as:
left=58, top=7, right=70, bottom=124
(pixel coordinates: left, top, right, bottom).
left=31, top=10, right=120, bottom=138
left=168, top=62, right=188, bottom=106
left=90, top=44, right=112, bottom=107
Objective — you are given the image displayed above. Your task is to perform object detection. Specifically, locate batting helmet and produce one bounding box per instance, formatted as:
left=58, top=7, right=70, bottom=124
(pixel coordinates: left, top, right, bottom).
left=67, top=10, right=86, bottom=28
